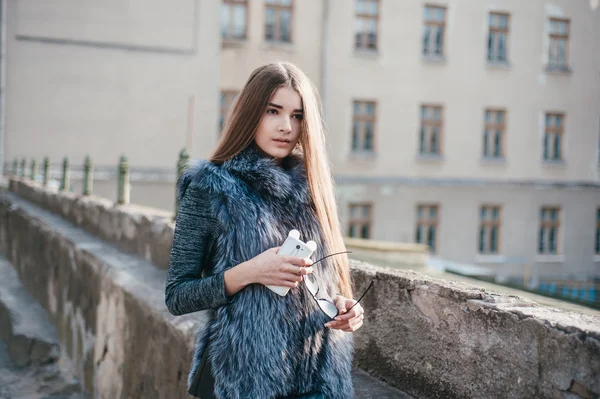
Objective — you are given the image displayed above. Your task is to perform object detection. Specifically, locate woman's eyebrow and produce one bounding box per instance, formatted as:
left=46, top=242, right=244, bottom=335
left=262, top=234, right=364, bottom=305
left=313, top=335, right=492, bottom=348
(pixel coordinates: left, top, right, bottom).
left=268, top=102, right=304, bottom=113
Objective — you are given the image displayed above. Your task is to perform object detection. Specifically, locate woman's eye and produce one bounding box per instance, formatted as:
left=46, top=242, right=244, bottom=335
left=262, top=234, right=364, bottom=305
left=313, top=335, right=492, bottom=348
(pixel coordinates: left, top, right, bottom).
left=266, top=109, right=277, bottom=114
left=293, top=114, right=304, bottom=120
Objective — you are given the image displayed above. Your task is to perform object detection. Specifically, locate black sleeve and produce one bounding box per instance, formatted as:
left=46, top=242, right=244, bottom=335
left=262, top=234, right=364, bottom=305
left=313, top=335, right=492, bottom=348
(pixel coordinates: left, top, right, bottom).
left=165, top=184, right=232, bottom=315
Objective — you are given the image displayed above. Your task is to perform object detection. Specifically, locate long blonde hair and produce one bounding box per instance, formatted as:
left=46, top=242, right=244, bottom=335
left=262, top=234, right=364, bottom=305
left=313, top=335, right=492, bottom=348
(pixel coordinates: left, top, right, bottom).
left=211, top=62, right=353, bottom=298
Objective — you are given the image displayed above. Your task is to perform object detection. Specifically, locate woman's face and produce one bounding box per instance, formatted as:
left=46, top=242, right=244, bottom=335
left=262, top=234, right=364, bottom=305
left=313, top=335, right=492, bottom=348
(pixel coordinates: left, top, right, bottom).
left=254, top=86, right=303, bottom=161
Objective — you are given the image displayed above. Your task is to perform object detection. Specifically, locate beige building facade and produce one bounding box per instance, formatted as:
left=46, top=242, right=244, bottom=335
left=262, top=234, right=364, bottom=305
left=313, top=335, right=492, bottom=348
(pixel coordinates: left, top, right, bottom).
left=2, top=1, right=600, bottom=286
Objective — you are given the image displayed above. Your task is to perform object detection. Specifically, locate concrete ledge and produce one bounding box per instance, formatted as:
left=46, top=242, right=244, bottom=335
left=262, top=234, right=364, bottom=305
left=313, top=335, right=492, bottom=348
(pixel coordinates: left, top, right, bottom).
left=9, top=177, right=174, bottom=270
left=344, top=237, right=429, bottom=266
left=3, top=179, right=600, bottom=398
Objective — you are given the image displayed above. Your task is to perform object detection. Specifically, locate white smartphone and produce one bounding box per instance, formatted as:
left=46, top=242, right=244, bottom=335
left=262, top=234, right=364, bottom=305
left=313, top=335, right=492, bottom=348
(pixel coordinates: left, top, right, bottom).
left=266, top=229, right=317, bottom=297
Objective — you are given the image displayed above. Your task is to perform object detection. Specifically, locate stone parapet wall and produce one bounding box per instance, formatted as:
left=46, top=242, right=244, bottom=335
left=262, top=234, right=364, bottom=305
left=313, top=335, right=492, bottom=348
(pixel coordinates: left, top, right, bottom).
left=3, top=178, right=600, bottom=398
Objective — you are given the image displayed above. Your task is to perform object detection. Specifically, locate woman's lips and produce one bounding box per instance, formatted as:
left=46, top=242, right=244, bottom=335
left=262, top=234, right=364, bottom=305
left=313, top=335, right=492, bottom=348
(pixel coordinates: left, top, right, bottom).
left=272, top=138, right=291, bottom=146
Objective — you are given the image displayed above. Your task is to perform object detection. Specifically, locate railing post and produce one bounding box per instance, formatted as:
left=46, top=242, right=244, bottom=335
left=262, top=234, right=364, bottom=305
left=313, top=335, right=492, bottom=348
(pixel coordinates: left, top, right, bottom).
left=117, top=155, right=130, bottom=205
left=175, top=148, right=189, bottom=217
left=43, top=157, right=50, bottom=187
left=20, top=158, right=26, bottom=178
left=83, top=155, right=93, bottom=196
left=30, top=159, right=37, bottom=181
left=60, top=157, right=70, bottom=192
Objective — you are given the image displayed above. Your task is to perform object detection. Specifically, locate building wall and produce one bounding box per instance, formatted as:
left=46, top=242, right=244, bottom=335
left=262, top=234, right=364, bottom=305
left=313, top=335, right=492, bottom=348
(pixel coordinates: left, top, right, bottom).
left=4, top=0, right=221, bottom=168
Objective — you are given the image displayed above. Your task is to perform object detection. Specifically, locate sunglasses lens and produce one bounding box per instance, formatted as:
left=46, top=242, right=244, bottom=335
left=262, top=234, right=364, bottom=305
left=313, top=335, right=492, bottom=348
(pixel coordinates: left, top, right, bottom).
left=304, top=273, right=318, bottom=296
left=318, top=299, right=338, bottom=319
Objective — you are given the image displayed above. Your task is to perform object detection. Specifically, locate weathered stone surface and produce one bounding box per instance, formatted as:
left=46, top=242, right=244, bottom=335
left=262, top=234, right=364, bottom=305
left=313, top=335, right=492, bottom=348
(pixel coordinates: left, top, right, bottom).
left=3, top=179, right=600, bottom=399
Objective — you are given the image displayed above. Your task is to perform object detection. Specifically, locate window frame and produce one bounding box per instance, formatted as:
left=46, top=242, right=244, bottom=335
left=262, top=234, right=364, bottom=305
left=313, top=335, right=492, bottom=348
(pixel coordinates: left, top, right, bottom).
left=479, top=205, right=502, bottom=254
left=221, top=0, right=249, bottom=41
left=351, top=100, right=377, bottom=153
left=483, top=108, right=506, bottom=159
left=543, top=112, right=566, bottom=162
left=423, top=4, right=447, bottom=57
left=487, top=12, right=510, bottom=63
left=419, top=104, right=444, bottom=156
left=264, top=0, right=294, bottom=43
left=348, top=202, right=373, bottom=239
left=355, top=0, right=380, bottom=51
left=548, top=17, right=570, bottom=69
left=415, top=203, right=439, bottom=252
left=539, top=206, right=561, bottom=255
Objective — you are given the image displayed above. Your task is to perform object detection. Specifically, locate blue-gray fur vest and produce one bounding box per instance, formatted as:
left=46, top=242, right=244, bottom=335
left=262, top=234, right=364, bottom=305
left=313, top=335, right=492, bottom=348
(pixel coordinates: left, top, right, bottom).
left=178, top=145, right=354, bottom=399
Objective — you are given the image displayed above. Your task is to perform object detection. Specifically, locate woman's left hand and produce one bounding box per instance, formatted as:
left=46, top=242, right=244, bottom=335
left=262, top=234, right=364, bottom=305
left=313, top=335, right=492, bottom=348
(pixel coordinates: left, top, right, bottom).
left=324, top=296, right=365, bottom=332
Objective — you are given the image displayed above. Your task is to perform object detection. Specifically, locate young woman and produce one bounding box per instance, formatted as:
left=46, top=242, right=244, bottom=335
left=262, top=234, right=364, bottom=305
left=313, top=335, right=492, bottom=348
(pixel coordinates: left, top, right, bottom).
left=165, top=62, right=366, bottom=399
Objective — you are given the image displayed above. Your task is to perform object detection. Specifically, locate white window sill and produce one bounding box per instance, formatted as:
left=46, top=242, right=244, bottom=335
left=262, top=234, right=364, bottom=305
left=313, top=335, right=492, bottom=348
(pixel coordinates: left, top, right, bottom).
left=542, top=159, right=566, bottom=167
left=545, top=65, right=572, bottom=75
left=354, top=48, right=379, bottom=59
left=348, top=151, right=377, bottom=160
left=486, top=60, right=511, bottom=70
left=221, top=37, right=248, bottom=48
left=535, top=254, right=564, bottom=263
left=422, top=54, right=447, bottom=64
left=480, top=156, right=506, bottom=165
left=416, top=153, right=444, bottom=162
left=261, top=40, right=295, bottom=53
left=474, top=254, right=506, bottom=264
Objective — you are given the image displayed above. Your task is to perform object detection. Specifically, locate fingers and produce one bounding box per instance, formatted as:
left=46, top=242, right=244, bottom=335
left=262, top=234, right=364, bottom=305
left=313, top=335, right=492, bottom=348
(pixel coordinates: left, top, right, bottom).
left=334, top=304, right=362, bottom=322
left=282, top=256, right=313, bottom=267
left=326, top=313, right=365, bottom=332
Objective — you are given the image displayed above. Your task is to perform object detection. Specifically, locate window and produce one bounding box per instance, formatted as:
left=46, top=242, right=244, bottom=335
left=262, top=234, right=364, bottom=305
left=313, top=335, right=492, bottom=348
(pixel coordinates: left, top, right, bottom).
left=483, top=109, right=505, bottom=159
left=355, top=0, right=379, bottom=50
left=416, top=204, right=438, bottom=252
left=596, top=208, right=600, bottom=255
left=219, top=91, right=238, bottom=134
left=488, top=12, right=509, bottom=62
left=544, top=113, right=565, bottom=161
left=479, top=206, right=501, bottom=254
left=348, top=203, right=372, bottom=239
left=423, top=5, right=446, bottom=56
left=265, top=0, right=293, bottom=43
left=548, top=18, right=570, bottom=70
left=221, top=0, right=248, bottom=40
left=539, top=207, right=560, bottom=254
left=351, top=101, right=376, bottom=152
left=419, top=105, right=443, bottom=156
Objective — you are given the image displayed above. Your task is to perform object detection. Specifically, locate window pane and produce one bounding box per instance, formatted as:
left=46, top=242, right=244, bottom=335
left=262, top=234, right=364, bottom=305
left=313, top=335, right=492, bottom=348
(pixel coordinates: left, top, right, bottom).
left=487, top=33, right=494, bottom=60
left=492, top=208, right=499, bottom=220
left=544, top=134, right=549, bottom=160
left=490, top=226, right=497, bottom=252
left=428, top=226, right=436, bottom=250
left=433, top=107, right=441, bottom=120
left=494, top=131, right=501, bottom=157
left=499, top=15, right=507, bottom=28
left=221, top=5, right=231, bottom=37
left=361, top=224, right=370, bottom=239
left=479, top=227, right=486, bottom=252
left=551, top=209, right=557, bottom=220
left=498, top=34, right=506, bottom=60
left=232, top=5, right=246, bottom=38
left=539, top=228, right=545, bottom=253
left=368, top=0, right=378, bottom=15
left=423, top=26, right=431, bottom=54
left=554, top=134, right=561, bottom=159
left=416, top=225, right=422, bottom=243
left=265, top=8, right=276, bottom=40
left=349, top=224, right=356, bottom=238
left=354, top=101, right=361, bottom=115
left=497, top=112, right=504, bottom=123
left=481, top=207, right=487, bottom=220
left=419, top=127, right=426, bottom=153
left=417, top=206, right=423, bottom=219
left=483, top=130, right=489, bottom=157
left=352, top=122, right=359, bottom=150
left=362, top=206, right=370, bottom=218
left=281, top=10, right=291, bottom=42
left=435, top=27, right=443, bottom=55
left=366, top=102, right=374, bottom=116
left=555, top=114, right=563, bottom=127
left=549, top=227, right=556, bottom=253
left=356, top=0, right=365, bottom=14
left=431, top=128, right=438, bottom=153
left=430, top=207, right=437, bottom=219
left=365, top=122, right=373, bottom=150
left=279, top=0, right=292, bottom=5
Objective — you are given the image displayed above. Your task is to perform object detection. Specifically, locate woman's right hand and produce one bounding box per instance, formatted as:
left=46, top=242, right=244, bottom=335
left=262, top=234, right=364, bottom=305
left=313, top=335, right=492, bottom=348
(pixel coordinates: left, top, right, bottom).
left=245, top=246, right=314, bottom=288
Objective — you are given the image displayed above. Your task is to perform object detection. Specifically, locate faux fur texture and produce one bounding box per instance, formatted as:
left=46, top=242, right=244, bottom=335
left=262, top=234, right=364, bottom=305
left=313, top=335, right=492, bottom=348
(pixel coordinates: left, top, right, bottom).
left=177, top=144, right=354, bottom=399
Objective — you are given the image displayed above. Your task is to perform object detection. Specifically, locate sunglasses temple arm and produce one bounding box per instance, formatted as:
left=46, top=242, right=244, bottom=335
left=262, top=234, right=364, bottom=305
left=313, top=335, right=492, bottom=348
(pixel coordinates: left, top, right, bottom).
left=345, top=281, right=374, bottom=312
left=311, top=250, right=353, bottom=266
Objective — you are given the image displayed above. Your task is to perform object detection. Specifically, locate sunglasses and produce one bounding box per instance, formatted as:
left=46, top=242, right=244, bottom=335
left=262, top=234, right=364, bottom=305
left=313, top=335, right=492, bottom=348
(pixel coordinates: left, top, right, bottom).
left=304, top=251, right=375, bottom=320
